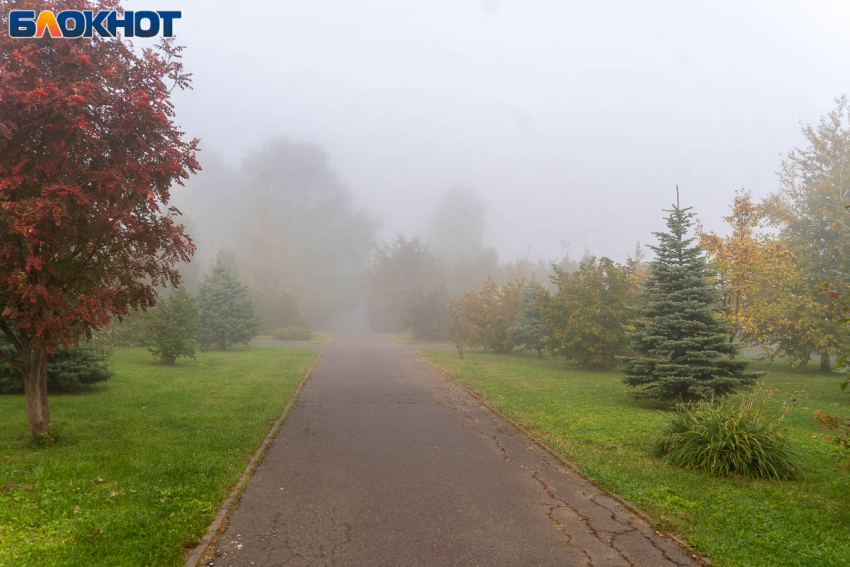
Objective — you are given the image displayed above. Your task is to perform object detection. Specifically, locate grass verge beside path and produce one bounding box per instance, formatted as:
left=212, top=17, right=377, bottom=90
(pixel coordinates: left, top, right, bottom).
left=393, top=333, right=450, bottom=345
left=0, top=345, right=318, bottom=567
left=421, top=349, right=850, bottom=567
left=255, top=332, right=332, bottom=344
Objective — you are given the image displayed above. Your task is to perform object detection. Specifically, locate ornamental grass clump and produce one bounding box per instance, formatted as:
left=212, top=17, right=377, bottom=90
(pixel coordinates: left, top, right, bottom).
left=654, top=390, right=803, bottom=480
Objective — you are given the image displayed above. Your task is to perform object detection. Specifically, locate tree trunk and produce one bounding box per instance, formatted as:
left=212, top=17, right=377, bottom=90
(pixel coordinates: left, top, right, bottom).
left=820, top=352, right=831, bottom=372
left=22, top=347, right=50, bottom=438
left=537, top=348, right=542, bottom=359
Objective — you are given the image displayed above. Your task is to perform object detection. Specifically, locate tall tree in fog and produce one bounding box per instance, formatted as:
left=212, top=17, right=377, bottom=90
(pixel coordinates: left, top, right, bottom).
left=176, top=140, right=377, bottom=329
left=763, top=96, right=850, bottom=370
left=174, top=153, right=240, bottom=270
left=427, top=185, right=486, bottom=264
left=241, top=140, right=377, bottom=328
left=364, top=235, right=440, bottom=331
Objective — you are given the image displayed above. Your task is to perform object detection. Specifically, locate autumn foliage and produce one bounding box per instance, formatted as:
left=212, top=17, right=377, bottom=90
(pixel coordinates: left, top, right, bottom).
left=699, top=191, right=799, bottom=353
left=448, top=278, right=522, bottom=354
left=538, top=258, right=640, bottom=369
left=762, top=96, right=850, bottom=369
left=0, top=1, right=199, bottom=437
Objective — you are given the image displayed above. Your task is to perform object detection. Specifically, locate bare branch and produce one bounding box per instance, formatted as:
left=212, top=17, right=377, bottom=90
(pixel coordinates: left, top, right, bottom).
left=0, top=319, right=22, bottom=350
left=0, top=346, right=23, bottom=369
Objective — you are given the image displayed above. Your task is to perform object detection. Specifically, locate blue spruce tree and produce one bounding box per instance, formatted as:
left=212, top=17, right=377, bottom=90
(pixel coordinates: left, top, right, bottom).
left=621, top=190, right=761, bottom=400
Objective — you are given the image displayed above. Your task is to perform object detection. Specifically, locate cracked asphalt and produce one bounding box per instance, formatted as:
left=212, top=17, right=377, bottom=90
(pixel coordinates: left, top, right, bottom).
left=212, top=333, right=701, bottom=567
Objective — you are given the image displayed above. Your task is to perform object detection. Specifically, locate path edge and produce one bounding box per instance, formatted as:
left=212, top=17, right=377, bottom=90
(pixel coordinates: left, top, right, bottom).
left=416, top=352, right=713, bottom=567
left=183, top=350, right=323, bottom=567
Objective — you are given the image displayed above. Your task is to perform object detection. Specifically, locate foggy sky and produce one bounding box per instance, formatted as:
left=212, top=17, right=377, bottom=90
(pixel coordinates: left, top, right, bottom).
left=127, top=0, right=850, bottom=262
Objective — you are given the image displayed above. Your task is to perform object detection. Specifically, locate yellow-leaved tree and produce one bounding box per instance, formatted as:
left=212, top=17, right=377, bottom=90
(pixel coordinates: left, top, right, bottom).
left=699, top=190, right=800, bottom=357
left=762, top=96, right=850, bottom=370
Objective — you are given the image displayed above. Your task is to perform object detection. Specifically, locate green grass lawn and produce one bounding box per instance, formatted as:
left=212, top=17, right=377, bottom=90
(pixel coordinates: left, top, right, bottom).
left=255, top=331, right=332, bottom=344
left=421, top=349, right=850, bottom=567
left=393, top=332, right=450, bottom=345
left=0, top=345, right=318, bottom=567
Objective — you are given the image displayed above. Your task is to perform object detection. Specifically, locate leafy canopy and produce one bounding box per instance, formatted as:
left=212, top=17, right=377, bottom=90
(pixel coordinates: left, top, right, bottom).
left=0, top=4, right=199, bottom=356
left=540, top=258, right=639, bottom=369
left=762, top=95, right=850, bottom=366
left=450, top=278, right=522, bottom=354
left=0, top=1, right=198, bottom=437
left=699, top=191, right=799, bottom=355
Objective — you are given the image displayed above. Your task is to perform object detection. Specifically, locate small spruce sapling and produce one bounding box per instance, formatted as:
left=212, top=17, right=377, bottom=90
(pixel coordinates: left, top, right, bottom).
left=196, top=254, right=260, bottom=350
left=144, top=287, right=199, bottom=364
left=506, top=280, right=546, bottom=358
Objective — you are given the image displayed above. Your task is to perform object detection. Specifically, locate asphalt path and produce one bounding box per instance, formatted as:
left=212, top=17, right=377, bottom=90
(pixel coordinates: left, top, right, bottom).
left=212, top=333, right=700, bottom=567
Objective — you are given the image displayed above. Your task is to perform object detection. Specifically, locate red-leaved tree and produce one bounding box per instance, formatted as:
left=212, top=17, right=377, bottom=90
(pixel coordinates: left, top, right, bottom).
left=0, top=1, right=200, bottom=438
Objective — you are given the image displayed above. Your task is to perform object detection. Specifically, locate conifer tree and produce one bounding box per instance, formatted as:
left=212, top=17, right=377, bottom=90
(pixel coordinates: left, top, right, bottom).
left=0, top=336, right=112, bottom=393
left=144, top=287, right=198, bottom=364
left=621, top=190, right=760, bottom=400
left=507, top=280, right=546, bottom=358
left=196, top=254, right=260, bottom=350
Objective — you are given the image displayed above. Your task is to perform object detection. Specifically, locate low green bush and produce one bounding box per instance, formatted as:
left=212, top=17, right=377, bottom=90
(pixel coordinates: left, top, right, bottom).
left=653, top=390, right=803, bottom=480
left=271, top=325, right=313, bottom=341
left=0, top=341, right=113, bottom=394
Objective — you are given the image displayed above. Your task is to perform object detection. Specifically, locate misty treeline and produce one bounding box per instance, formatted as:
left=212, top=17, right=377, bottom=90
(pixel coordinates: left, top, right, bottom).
left=172, top=139, right=375, bottom=332
left=146, top=97, right=848, bottom=387
left=162, top=138, right=589, bottom=338
left=446, top=97, right=850, bottom=384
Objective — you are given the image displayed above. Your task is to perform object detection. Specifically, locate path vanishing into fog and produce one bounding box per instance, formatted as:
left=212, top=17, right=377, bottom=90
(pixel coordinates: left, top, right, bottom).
left=212, top=333, right=701, bottom=567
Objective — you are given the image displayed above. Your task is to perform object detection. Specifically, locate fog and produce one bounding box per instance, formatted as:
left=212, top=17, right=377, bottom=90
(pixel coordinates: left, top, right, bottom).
left=123, top=0, right=850, bottom=326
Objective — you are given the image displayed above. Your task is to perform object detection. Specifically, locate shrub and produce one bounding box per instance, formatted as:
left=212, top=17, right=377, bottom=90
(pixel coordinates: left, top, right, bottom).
left=539, top=258, right=638, bottom=368
left=105, top=313, right=148, bottom=347
left=451, top=278, right=522, bottom=353
left=0, top=340, right=112, bottom=393
left=143, top=287, right=198, bottom=364
left=272, top=326, right=313, bottom=341
left=253, top=287, right=309, bottom=335
left=403, top=287, right=450, bottom=341
left=654, top=390, right=803, bottom=480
